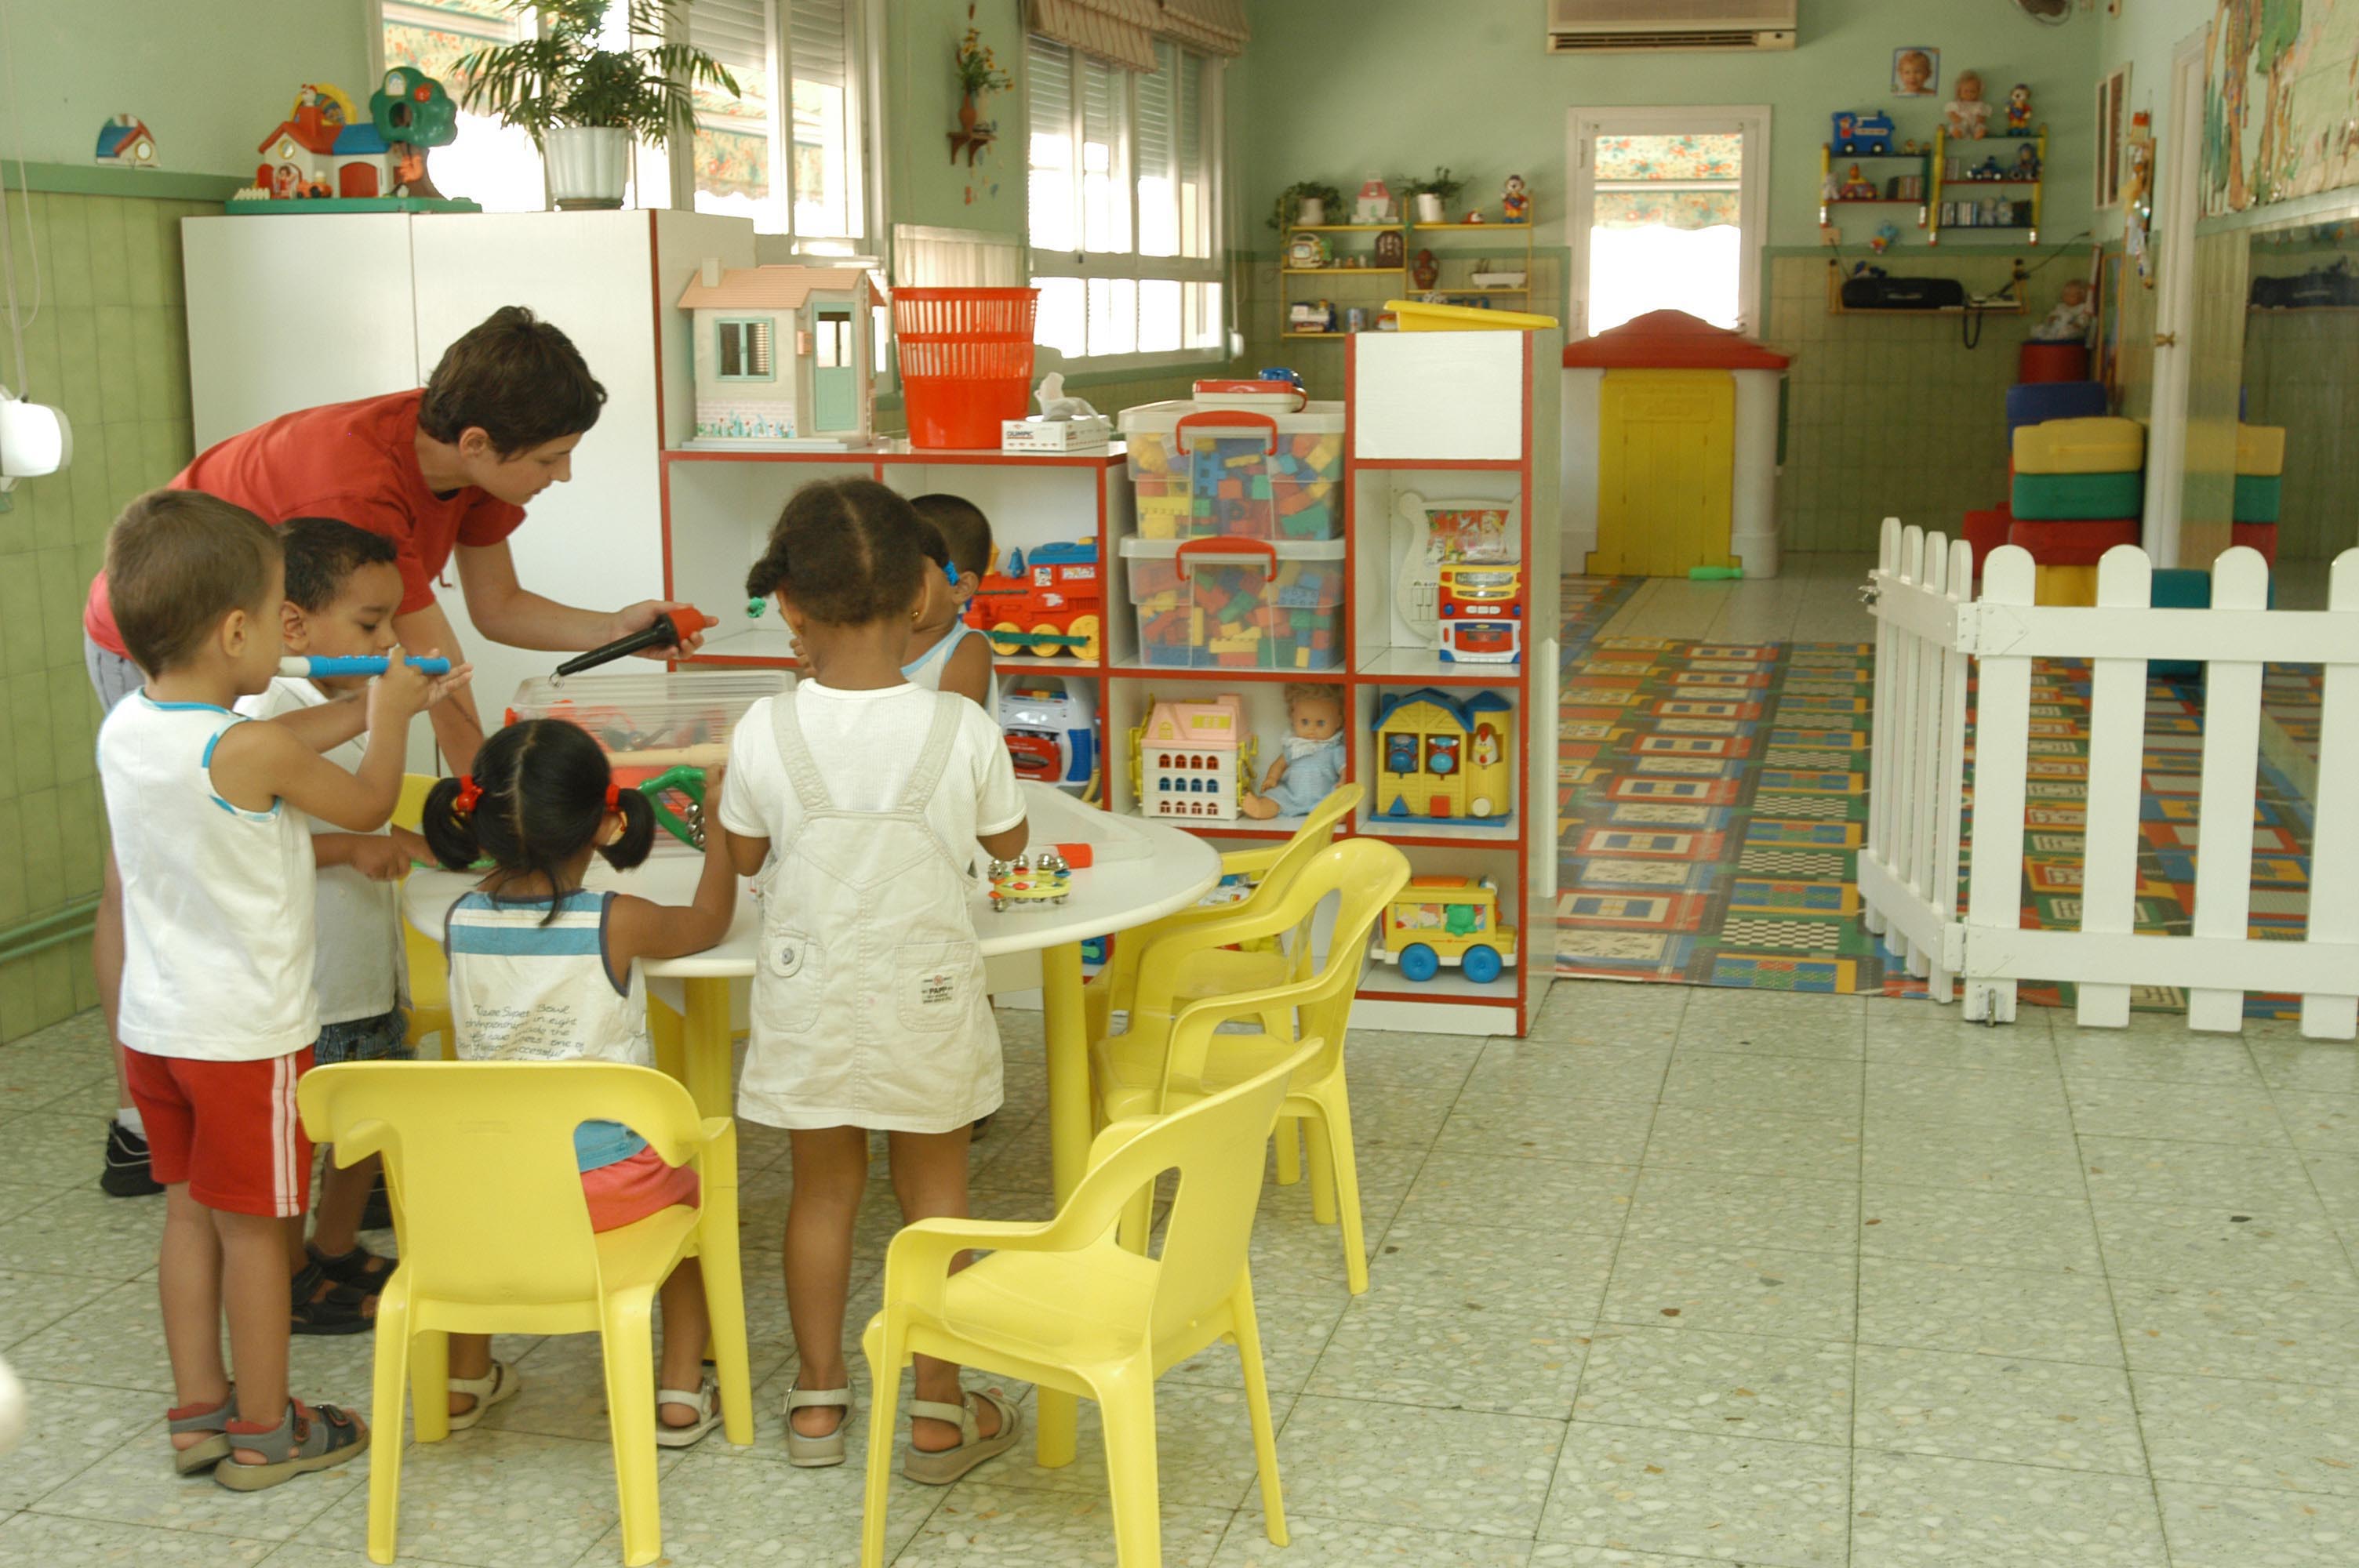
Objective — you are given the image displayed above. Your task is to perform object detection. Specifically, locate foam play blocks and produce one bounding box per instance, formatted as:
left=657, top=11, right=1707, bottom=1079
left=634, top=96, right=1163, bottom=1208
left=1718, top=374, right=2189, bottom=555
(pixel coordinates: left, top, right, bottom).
left=2007, top=518, right=2141, bottom=565
left=2034, top=565, right=2099, bottom=606
left=2012, top=470, right=2144, bottom=521
left=2011, top=416, right=2146, bottom=475
left=2234, top=473, right=2283, bottom=524
left=2236, top=423, right=2285, bottom=477
left=2232, top=522, right=2279, bottom=564
left=1961, top=506, right=2012, bottom=576
left=2005, top=380, right=2108, bottom=434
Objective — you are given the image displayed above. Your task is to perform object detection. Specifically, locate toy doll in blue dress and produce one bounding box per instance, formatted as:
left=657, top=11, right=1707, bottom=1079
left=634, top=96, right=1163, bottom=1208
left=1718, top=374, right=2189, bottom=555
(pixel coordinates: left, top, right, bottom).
left=1241, top=684, right=1346, bottom=820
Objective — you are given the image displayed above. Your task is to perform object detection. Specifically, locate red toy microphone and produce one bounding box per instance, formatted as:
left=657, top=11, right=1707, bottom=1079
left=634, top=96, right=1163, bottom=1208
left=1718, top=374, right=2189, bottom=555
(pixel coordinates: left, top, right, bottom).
left=554, top=608, right=717, bottom=677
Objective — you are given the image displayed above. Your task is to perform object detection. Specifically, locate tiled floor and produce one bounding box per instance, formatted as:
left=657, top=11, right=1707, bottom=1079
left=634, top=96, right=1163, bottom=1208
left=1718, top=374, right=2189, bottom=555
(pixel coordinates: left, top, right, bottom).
left=9, top=988, right=2359, bottom=1564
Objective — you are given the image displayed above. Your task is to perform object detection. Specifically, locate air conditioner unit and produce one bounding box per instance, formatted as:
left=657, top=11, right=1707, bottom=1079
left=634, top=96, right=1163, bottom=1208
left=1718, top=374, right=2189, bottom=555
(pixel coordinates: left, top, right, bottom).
left=1547, top=0, right=1797, bottom=52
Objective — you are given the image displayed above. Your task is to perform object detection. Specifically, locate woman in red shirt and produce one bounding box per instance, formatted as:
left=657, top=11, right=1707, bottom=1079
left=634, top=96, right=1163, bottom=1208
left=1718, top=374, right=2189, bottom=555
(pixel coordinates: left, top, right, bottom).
left=86, top=307, right=703, bottom=1202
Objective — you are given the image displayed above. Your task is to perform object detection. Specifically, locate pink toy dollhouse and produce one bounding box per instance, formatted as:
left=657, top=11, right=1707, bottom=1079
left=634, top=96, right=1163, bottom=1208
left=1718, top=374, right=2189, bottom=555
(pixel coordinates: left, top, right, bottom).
left=1140, top=695, right=1243, bottom=821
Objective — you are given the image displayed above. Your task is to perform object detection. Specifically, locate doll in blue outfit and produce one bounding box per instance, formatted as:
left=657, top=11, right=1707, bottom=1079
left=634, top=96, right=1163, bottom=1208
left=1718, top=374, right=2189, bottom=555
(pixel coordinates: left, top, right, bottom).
left=1241, top=684, right=1346, bottom=819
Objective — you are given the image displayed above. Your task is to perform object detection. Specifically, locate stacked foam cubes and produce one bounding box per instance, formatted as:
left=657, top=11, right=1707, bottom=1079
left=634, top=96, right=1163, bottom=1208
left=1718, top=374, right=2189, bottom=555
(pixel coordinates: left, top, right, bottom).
left=2233, top=422, right=2285, bottom=563
left=2009, top=414, right=2147, bottom=604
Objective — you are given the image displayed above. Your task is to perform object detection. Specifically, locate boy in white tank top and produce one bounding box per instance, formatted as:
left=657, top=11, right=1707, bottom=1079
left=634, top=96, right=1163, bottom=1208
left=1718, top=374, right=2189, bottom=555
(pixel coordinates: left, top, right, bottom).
left=95, top=490, right=466, bottom=1491
left=902, top=492, right=999, bottom=719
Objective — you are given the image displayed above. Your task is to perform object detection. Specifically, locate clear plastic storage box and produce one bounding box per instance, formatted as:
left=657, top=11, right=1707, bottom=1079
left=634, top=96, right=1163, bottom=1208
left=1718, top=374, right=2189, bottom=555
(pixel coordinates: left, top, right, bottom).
left=1119, top=537, right=1347, bottom=670
left=508, top=670, right=787, bottom=848
left=1118, top=399, right=1346, bottom=542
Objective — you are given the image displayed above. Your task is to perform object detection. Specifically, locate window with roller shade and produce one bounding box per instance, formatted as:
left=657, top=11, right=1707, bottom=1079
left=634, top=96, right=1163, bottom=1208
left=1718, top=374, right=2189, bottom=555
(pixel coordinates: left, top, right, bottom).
left=1028, top=36, right=1223, bottom=367
left=688, top=0, right=868, bottom=247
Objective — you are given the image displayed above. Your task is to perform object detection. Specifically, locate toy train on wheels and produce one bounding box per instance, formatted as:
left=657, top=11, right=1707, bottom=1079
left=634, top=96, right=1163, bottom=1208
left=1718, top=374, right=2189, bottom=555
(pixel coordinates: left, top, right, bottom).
left=964, top=541, right=1103, bottom=660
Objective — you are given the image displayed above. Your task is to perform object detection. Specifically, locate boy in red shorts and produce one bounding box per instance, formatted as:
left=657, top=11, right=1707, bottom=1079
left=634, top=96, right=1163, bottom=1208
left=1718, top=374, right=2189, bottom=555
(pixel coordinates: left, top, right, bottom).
left=96, top=489, right=466, bottom=1489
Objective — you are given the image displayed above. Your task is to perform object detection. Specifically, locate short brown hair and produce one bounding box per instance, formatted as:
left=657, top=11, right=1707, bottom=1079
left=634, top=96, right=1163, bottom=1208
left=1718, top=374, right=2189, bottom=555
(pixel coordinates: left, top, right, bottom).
left=910, top=493, right=994, bottom=579
left=107, top=489, right=282, bottom=674
left=745, top=478, right=929, bottom=627
left=417, top=306, right=606, bottom=456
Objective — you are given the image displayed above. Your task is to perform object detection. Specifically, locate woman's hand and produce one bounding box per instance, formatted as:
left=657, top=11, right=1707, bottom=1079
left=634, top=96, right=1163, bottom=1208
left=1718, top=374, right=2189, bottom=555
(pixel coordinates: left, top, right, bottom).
left=603, top=601, right=710, bottom=659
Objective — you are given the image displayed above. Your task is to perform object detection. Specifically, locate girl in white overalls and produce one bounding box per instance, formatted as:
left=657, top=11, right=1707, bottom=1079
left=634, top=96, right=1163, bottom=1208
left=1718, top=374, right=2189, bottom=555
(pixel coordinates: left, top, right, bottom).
left=719, top=478, right=1030, bottom=1483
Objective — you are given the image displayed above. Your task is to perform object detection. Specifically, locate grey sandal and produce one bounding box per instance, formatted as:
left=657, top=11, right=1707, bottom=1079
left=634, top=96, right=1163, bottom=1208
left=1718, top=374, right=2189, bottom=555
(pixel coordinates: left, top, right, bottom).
left=783, top=1384, right=853, bottom=1468
left=901, top=1388, right=1020, bottom=1486
left=445, top=1360, right=521, bottom=1432
left=655, top=1376, right=722, bottom=1449
left=214, top=1400, right=369, bottom=1492
left=167, top=1386, right=234, bottom=1475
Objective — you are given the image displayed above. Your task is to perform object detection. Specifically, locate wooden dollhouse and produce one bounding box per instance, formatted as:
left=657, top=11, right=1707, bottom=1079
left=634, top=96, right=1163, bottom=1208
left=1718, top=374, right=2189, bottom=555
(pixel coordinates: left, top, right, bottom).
left=1138, top=695, right=1244, bottom=821
left=677, top=261, right=881, bottom=450
left=1372, top=687, right=1514, bottom=822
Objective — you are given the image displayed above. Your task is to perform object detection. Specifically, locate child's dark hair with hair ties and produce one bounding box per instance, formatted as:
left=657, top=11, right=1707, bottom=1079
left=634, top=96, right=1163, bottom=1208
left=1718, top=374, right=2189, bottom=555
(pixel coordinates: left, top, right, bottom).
left=744, top=477, right=930, bottom=626
left=420, top=719, right=657, bottom=916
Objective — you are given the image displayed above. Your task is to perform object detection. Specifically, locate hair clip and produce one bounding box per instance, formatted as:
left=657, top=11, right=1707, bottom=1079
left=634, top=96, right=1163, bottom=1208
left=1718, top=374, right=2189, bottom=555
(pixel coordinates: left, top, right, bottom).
left=943, top=560, right=960, bottom=587
left=453, top=777, right=482, bottom=816
left=605, top=782, right=623, bottom=811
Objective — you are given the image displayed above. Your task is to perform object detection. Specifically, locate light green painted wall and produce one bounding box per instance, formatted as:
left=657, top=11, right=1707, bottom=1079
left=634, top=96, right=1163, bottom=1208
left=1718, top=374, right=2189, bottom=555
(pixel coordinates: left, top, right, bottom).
left=0, top=194, right=210, bottom=1042
left=885, top=0, right=1027, bottom=237
left=2092, top=0, right=2212, bottom=243
left=1233, top=0, right=2101, bottom=255
left=5, top=0, right=370, bottom=175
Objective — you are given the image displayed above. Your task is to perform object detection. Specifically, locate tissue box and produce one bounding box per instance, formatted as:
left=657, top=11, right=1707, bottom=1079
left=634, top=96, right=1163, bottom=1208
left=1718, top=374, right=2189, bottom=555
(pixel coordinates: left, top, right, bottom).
left=1001, top=416, right=1112, bottom=453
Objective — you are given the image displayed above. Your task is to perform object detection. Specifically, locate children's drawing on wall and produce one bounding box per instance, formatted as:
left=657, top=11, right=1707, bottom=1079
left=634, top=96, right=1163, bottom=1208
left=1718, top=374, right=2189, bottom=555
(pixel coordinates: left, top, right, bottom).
left=1893, top=47, right=1939, bottom=98
left=2203, top=0, right=2359, bottom=216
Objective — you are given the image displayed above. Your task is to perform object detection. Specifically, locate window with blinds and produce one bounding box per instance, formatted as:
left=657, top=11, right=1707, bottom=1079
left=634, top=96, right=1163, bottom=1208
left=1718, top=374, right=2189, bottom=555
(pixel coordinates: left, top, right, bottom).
left=1027, top=35, right=1223, bottom=365
left=688, top=0, right=866, bottom=245
left=717, top=319, right=775, bottom=379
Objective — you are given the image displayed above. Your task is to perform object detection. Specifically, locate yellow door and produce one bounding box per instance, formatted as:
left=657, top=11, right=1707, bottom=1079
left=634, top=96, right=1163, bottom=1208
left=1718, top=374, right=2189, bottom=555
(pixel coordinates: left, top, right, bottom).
left=1589, top=369, right=1736, bottom=576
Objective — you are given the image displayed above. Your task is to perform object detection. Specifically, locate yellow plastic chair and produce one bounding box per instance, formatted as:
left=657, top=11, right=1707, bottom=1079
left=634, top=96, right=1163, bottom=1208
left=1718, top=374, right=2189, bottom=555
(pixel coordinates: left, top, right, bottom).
left=298, top=1062, right=756, bottom=1567
left=1083, top=784, right=1362, bottom=1188
left=859, top=1036, right=1321, bottom=1568
left=393, top=774, right=453, bottom=1061
left=1092, top=838, right=1411, bottom=1294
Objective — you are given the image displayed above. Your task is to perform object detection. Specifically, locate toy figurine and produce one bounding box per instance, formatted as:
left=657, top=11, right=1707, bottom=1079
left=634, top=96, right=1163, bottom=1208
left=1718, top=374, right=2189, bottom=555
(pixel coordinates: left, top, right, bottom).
left=2005, top=82, right=2034, bottom=135
left=1240, top=684, right=1346, bottom=820
left=2030, top=278, right=2094, bottom=343
left=1973, top=154, right=2008, bottom=180
left=1460, top=209, right=1486, bottom=224
left=1946, top=71, right=1990, bottom=140
left=2014, top=142, right=2041, bottom=179
left=1412, top=248, right=1439, bottom=290
left=1500, top=173, right=1530, bottom=223
left=1870, top=222, right=1901, bottom=253
left=1838, top=164, right=1878, bottom=200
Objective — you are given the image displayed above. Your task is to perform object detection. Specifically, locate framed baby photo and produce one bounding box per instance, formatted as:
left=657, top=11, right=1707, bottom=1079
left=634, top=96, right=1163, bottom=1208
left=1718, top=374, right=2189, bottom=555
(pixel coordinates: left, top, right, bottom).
left=1893, top=46, right=1939, bottom=97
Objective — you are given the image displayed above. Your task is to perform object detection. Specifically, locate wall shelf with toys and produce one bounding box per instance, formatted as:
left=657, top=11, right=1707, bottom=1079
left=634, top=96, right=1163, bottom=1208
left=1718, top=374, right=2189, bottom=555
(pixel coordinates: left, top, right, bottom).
left=1930, top=125, right=2045, bottom=245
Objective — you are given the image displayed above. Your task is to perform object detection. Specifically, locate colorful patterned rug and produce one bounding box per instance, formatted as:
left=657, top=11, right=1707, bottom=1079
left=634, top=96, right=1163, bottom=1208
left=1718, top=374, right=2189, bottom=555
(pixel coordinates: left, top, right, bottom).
left=1555, top=637, right=1885, bottom=993
left=1547, top=577, right=2321, bottom=1011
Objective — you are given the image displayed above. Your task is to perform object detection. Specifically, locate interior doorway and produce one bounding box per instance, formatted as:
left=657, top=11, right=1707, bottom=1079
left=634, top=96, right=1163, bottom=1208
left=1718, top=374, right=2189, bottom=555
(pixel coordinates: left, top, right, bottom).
left=1566, top=106, right=1770, bottom=339
left=2140, top=28, right=2212, bottom=568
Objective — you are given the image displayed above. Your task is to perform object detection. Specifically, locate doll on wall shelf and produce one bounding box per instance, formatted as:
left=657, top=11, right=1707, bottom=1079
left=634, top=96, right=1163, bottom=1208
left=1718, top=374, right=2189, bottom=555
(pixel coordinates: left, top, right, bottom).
left=2005, top=83, right=2034, bottom=136
left=1946, top=71, right=1990, bottom=140
left=1239, top=684, right=1346, bottom=821
left=2030, top=278, right=2094, bottom=343
left=1500, top=173, right=1530, bottom=223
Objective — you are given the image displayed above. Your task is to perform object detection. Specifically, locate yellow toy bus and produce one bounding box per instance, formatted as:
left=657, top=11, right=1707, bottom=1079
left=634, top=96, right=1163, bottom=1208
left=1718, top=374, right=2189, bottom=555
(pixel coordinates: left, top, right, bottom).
left=1370, top=874, right=1518, bottom=984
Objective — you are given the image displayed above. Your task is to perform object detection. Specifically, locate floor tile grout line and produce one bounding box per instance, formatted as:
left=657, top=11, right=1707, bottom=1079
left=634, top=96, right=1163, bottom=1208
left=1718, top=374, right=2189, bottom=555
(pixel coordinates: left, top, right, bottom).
left=2055, top=1020, right=2177, bottom=1566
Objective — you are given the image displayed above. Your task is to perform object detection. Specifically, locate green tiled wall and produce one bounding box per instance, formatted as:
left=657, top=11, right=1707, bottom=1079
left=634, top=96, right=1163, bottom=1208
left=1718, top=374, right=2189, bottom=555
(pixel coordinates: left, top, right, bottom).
left=0, top=192, right=211, bottom=1042
left=1766, top=251, right=2091, bottom=554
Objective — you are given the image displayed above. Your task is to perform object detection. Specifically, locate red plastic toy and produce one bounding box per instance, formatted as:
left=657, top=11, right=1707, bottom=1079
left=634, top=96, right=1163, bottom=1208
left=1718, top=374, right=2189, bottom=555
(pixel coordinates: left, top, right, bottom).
left=965, top=542, right=1103, bottom=660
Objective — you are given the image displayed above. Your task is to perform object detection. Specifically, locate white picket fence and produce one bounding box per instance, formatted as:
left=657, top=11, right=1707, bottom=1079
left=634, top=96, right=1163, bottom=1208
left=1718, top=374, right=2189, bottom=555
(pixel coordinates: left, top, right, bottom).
left=1861, top=518, right=2359, bottom=1039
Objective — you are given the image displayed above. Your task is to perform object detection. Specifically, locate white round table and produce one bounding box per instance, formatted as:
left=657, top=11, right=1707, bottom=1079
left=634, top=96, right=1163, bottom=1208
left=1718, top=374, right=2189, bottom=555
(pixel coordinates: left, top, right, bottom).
left=402, top=782, right=1220, bottom=1468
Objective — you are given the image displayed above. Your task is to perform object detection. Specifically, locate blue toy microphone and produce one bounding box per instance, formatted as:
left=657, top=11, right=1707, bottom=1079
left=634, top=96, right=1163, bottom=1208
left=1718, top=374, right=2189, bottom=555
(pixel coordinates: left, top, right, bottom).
left=279, top=655, right=453, bottom=677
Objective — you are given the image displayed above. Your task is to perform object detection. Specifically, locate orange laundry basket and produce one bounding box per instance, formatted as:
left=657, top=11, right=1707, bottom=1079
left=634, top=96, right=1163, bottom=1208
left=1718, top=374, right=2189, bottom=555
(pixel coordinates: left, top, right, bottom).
left=892, top=288, right=1039, bottom=449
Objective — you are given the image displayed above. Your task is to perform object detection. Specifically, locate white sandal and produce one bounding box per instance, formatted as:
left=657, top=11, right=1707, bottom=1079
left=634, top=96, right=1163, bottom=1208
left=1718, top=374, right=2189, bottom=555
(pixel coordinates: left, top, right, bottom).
left=445, top=1360, right=520, bottom=1432
left=783, top=1384, right=854, bottom=1468
left=655, top=1375, right=722, bottom=1449
left=901, top=1389, right=1020, bottom=1486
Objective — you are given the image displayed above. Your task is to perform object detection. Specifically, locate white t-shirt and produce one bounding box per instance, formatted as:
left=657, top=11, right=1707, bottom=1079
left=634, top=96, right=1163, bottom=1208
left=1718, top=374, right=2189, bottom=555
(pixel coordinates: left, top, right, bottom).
left=239, top=678, right=403, bottom=1024
left=719, top=683, right=1025, bottom=851
left=98, top=695, right=319, bottom=1061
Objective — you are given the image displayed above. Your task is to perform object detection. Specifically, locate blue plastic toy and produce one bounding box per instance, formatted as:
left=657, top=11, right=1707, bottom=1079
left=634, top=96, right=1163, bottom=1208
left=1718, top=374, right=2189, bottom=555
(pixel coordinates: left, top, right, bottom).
left=1832, top=110, right=1896, bottom=155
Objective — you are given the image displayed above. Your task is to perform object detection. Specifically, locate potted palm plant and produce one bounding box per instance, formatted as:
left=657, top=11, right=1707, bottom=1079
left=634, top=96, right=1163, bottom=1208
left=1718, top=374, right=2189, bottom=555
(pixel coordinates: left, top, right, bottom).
left=457, top=0, right=736, bottom=210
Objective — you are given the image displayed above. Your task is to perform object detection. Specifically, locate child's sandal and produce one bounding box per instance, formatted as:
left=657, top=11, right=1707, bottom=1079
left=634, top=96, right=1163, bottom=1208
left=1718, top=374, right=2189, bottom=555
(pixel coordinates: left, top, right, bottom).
left=901, top=1389, right=1020, bottom=1486
left=783, top=1384, right=854, bottom=1468
left=307, top=1241, right=395, bottom=1296
left=289, top=1260, right=375, bottom=1337
left=654, top=1375, right=722, bottom=1450
left=167, top=1386, right=234, bottom=1475
left=445, top=1360, right=521, bottom=1432
left=214, top=1400, right=369, bottom=1492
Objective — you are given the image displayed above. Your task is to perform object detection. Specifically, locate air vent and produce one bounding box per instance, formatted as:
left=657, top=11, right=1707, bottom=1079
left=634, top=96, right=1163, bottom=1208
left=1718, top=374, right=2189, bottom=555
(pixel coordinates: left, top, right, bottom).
left=1547, top=0, right=1798, bottom=53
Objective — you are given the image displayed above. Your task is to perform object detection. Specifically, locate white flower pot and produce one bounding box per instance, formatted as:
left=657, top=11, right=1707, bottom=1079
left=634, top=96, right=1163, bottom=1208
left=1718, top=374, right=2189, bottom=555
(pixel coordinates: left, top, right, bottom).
left=545, top=126, right=630, bottom=210
left=1415, top=193, right=1446, bottom=224
left=1296, top=196, right=1325, bottom=227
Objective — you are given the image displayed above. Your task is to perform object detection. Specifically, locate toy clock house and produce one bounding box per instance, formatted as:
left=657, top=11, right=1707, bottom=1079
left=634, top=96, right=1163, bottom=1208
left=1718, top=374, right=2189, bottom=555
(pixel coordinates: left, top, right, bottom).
left=1138, top=695, right=1245, bottom=822
left=678, top=261, right=881, bottom=449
